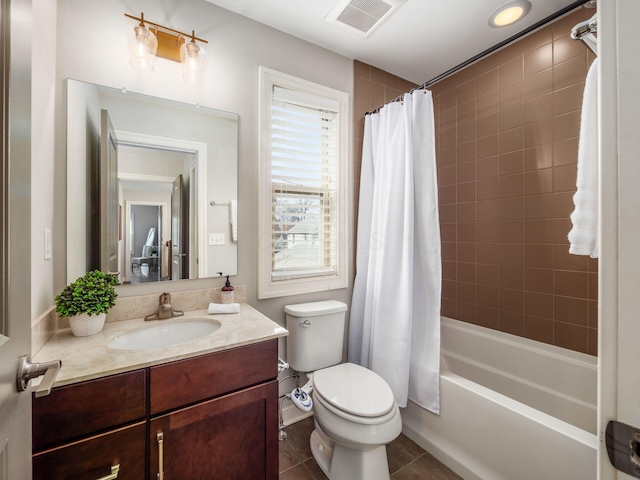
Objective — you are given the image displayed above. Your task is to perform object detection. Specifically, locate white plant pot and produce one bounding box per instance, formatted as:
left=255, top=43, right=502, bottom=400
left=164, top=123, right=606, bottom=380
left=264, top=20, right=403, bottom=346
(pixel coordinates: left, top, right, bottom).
left=68, top=312, right=106, bottom=337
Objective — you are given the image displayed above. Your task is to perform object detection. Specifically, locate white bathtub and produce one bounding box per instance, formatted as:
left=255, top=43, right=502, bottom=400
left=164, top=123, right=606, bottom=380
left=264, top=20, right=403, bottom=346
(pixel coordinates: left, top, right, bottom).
left=402, top=317, right=598, bottom=480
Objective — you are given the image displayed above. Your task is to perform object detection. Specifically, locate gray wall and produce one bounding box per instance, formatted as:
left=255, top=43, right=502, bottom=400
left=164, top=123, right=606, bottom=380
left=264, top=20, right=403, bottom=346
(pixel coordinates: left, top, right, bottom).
left=49, top=0, right=354, bottom=328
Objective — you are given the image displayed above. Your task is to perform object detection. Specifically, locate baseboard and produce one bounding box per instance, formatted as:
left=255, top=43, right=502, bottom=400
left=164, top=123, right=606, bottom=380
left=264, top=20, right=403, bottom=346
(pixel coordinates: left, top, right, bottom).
left=281, top=400, right=313, bottom=426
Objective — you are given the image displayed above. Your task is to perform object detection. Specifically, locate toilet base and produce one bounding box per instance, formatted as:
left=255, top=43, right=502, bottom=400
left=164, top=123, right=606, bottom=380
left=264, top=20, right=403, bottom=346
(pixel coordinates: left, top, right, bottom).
left=310, top=427, right=391, bottom=480
left=310, top=429, right=333, bottom=475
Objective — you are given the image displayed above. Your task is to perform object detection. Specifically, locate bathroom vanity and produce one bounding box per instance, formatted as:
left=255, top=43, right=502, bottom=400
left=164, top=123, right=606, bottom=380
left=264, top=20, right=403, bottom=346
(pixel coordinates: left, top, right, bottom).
left=30, top=305, right=287, bottom=480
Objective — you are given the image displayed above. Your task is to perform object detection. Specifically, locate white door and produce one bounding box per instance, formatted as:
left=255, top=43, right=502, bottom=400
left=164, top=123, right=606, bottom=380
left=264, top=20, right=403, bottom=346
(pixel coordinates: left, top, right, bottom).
left=100, top=110, right=119, bottom=276
left=171, top=175, right=184, bottom=281
left=598, top=1, right=640, bottom=478
left=0, top=0, right=33, bottom=476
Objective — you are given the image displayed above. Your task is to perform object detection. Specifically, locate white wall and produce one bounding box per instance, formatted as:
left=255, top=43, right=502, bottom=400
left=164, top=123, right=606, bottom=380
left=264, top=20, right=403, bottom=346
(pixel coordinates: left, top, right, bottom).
left=31, top=0, right=58, bottom=319
left=65, top=80, right=101, bottom=283
left=50, top=0, right=354, bottom=326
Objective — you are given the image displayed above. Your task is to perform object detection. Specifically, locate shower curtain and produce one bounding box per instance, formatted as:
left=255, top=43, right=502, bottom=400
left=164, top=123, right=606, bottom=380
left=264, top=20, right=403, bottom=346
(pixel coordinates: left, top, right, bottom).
left=349, top=90, right=442, bottom=414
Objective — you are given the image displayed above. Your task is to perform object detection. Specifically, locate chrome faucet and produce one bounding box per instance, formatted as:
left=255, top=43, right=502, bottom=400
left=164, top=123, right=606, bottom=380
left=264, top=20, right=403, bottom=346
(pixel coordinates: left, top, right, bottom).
left=145, top=292, right=184, bottom=321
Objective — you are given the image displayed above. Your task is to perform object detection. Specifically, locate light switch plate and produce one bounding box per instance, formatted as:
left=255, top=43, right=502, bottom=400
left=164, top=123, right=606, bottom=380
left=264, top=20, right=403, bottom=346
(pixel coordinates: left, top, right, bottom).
left=208, top=233, right=225, bottom=245
left=44, top=228, right=52, bottom=260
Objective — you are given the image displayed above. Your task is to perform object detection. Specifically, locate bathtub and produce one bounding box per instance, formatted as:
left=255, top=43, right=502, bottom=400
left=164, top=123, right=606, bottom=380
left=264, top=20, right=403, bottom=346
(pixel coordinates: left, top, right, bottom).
left=401, top=317, right=598, bottom=480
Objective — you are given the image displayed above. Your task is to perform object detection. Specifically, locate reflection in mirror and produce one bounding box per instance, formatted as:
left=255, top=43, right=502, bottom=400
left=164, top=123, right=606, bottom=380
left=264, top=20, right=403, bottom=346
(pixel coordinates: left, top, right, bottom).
left=66, top=79, right=238, bottom=285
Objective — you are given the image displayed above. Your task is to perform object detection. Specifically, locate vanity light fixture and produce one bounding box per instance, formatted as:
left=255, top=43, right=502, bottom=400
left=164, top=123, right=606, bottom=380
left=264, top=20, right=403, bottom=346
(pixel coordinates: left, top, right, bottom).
left=488, top=0, right=531, bottom=28
left=180, top=33, right=207, bottom=83
left=125, top=12, right=208, bottom=83
left=128, top=13, right=157, bottom=72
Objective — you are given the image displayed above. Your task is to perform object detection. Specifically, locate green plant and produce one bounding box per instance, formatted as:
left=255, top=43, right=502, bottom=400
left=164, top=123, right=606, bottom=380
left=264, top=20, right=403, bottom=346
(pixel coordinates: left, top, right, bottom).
left=55, top=270, right=121, bottom=317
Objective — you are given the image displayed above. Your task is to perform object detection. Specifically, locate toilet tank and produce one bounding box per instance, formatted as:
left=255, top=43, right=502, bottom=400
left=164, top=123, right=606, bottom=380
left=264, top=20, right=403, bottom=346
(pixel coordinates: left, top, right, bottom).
left=285, top=300, right=347, bottom=372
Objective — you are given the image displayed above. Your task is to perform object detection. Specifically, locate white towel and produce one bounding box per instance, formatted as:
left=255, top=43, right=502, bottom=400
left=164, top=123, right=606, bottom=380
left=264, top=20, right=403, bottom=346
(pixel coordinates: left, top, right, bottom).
left=229, top=200, right=238, bottom=243
left=208, top=302, right=240, bottom=314
left=568, top=58, right=599, bottom=258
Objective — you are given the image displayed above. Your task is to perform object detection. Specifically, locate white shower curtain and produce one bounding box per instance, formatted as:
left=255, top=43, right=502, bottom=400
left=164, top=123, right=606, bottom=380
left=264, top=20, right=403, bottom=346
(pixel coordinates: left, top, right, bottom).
left=349, top=90, right=441, bottom=414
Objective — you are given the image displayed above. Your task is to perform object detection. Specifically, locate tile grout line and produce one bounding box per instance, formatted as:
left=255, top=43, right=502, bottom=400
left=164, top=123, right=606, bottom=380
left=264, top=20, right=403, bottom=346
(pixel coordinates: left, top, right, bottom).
left=279, top=434, right=316, bottom=476
left=389, top=451, right=429, bottom=478
left=280, top=418, right=454, bottom=479
left=279, top=463, right=305, bottom=476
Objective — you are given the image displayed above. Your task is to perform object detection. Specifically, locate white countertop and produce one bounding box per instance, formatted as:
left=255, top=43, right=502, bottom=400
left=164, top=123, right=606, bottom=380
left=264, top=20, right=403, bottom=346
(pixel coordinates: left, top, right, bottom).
left=32, top=304, right=288, bottom=387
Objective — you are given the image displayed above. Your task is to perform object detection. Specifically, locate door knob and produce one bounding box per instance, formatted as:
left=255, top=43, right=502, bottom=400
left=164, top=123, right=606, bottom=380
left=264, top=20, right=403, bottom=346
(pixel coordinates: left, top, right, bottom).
left=17, top=355, right=62, bottom=397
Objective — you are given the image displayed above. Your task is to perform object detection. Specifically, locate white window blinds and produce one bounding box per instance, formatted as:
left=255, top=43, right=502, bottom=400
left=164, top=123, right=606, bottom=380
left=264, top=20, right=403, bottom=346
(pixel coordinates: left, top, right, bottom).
left=270, top=86, right=340, bottom=281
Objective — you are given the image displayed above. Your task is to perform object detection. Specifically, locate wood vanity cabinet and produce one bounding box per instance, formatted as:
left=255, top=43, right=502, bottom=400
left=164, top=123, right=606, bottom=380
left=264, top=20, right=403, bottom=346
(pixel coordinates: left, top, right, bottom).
left=32, top=422, right=146, bottom=480
left=150, top=381, right=278, bottom=479
left=31, top=370, right=147, bottom=480
left=31, top=340, right=279, bottom=480
left=148, top=339, right=279, bottom=479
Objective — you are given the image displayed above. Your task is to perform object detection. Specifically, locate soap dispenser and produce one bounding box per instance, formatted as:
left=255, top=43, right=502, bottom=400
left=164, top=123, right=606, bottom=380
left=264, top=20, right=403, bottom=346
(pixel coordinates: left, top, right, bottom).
left=221, top=275, right=235, bottom=304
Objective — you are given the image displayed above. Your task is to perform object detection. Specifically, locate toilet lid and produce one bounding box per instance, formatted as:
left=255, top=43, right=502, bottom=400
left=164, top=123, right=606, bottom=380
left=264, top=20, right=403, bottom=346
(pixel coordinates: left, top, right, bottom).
left=313, top=363, right=395, bottom=417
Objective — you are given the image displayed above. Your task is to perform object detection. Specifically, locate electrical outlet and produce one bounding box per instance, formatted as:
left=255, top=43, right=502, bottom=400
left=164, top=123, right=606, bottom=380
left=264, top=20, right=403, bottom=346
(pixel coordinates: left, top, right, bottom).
left=208, top=233, right=225, bottom=245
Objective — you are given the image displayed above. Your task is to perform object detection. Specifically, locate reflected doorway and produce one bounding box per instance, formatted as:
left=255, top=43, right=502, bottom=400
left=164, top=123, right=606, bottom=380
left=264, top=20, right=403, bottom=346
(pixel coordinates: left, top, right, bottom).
left=130, top=206, right=162, bottom=283
left=119, top=143, right=195, bottom=284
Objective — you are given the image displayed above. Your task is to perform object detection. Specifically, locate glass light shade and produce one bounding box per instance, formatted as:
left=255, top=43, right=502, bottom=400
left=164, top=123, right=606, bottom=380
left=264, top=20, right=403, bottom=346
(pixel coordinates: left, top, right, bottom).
left=129, top=25, right=158, bottom=71
left=180, top=41, right=207, bottom=83
left=488, top=0, right=531, bottom=28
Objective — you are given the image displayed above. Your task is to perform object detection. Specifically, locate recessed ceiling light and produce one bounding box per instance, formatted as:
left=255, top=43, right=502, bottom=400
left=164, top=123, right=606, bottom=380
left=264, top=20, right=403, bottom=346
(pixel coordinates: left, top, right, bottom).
left=488, top=0, right=531, bottom=28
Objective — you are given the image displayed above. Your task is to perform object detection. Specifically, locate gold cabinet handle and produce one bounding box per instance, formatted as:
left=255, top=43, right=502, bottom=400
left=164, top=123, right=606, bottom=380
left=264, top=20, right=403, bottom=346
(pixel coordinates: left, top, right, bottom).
left=95, top=464, right=120, bottom=480
left=157, top=432, right=164, bottom=480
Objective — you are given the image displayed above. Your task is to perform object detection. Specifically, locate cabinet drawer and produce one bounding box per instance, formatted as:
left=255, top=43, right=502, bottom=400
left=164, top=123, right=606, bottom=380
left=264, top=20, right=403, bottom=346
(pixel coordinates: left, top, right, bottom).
left=150, top=340, right=277, bottom=415
left=32, top=370, right=146, bottom=452
left=33, top=421, right=146, bottom=480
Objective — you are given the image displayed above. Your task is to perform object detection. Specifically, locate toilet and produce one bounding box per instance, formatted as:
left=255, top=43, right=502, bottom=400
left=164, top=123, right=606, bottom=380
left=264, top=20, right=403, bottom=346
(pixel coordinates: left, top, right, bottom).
left=285, top=300, right=402, bottom=480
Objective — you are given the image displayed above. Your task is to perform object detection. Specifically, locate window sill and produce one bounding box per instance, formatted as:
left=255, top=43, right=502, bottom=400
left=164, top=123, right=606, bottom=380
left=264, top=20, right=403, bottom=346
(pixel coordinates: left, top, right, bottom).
left=258, top=273, right=347, bottom=299
left=271, top=268, right=336, bottom=282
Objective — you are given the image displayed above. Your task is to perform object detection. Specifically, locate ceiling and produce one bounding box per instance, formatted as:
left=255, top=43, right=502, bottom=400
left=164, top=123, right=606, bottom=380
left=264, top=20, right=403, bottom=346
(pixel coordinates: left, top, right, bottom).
left=204, top=0, right=586, bottom=84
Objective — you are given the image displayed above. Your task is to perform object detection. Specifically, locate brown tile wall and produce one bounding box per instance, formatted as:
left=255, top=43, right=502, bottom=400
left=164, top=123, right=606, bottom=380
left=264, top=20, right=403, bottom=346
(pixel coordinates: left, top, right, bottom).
left=432, top=7, right=597, bottom=356
left=353, top=7, right=597, bottom=356
left=353, top=61, right=417, bottom=208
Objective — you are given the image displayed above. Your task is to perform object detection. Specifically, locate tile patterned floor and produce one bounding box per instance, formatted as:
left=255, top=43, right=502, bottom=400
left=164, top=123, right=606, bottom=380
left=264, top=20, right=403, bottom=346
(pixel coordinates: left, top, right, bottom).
left=278, top=417, right=463, bottom=480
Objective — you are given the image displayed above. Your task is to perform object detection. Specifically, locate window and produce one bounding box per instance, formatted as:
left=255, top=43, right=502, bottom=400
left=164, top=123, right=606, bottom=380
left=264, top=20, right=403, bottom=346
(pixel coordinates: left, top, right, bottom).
left=258, top=68, right=349, bottom=299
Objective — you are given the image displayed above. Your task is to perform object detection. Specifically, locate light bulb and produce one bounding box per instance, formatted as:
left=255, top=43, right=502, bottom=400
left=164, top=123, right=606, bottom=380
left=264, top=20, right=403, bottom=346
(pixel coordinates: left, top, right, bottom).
left=180, top=41, right=207, bottom=83
left=128, top=25, right=157, bottom=71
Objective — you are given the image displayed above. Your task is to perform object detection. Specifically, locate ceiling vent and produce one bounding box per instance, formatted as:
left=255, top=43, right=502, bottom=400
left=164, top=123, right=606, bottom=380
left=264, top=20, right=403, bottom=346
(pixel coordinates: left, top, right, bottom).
left=324, top=0, right=407, bottom=37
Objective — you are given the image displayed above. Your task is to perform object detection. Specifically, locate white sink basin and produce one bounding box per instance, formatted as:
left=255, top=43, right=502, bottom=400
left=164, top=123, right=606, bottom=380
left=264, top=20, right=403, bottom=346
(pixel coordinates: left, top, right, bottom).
left=107, top=319, right=221, bottom=350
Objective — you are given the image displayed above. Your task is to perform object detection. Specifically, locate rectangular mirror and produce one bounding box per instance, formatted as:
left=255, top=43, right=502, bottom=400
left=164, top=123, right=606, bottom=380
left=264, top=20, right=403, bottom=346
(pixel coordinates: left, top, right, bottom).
left=66, top=79, right=238, bottom=285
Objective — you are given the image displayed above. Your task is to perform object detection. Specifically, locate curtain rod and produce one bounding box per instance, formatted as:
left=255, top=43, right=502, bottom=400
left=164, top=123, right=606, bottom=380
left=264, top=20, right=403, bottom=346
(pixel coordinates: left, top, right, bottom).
left=365, top=0, right=593, bottom=116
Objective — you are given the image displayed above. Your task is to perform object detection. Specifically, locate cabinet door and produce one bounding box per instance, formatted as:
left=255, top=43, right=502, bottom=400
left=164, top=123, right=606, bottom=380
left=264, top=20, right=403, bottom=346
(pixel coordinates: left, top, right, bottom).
left=150, top=380, right=278, bottom=480
left=33, top=422, right=146, bottom=480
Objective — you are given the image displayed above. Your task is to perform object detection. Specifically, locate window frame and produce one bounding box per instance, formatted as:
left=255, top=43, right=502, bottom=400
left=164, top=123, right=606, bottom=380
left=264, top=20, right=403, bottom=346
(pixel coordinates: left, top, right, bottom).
left=258, top=67, right=349, bottom=299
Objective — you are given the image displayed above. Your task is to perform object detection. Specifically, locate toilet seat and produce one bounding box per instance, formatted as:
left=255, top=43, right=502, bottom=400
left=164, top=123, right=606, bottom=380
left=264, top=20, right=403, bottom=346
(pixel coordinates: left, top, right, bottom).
left=313, top=363, right=396, bottom=423
left=314, top=389, right=399, bottom=425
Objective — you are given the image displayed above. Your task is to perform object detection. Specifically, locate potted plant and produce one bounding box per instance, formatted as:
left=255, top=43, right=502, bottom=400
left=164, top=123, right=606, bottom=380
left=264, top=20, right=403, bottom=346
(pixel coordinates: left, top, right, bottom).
left=55, top=270, right=121, bottom=337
